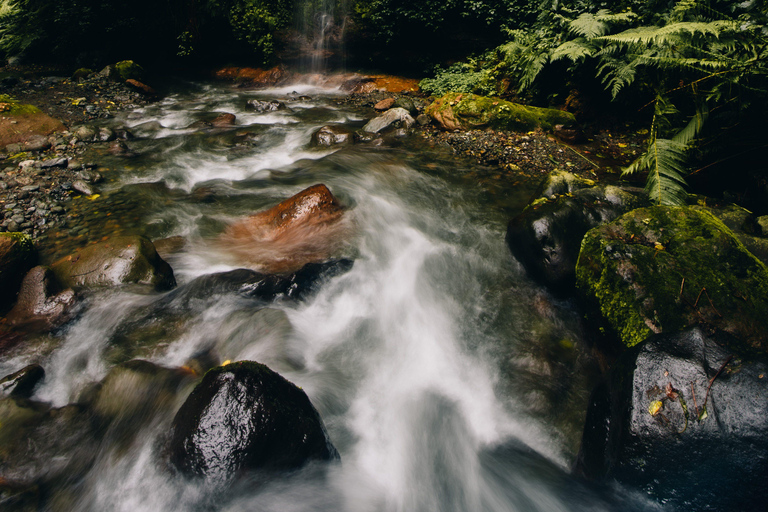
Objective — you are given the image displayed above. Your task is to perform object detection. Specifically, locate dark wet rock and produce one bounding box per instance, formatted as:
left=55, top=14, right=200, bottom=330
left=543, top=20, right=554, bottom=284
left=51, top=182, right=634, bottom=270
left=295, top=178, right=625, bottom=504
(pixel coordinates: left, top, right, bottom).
left=0, top=478, right=40, bottom=511
left=5, top=266, right=77, bottom=331
left=0, top=232, right=37, bottom=312
left=311, top=125, right=352, bottom=147
left=0, top=364, right=45, bottom=399
left=168, top=361, right=339, bottom=483
left=50, top=235, right=175, bottom=291
left=245, top=99, right=286, bottom=112
left=393, top=97, right=417, bottom=116
left=0, top=398, right=97, bottom=491
left=107, top=139, right=135, bottom=157
left=97, top=127, right=116, bottom=142
left=21, top=135, right=50, bottom=152
left=362, top=107, right=414, bottom=134
left=576, top=328, right=768, bottom=511
left=553, top=124, right=584, bottom=144
left=415, top=114, right=431, bottom=126
left=115, top=60, right=144, bottom=81
left=220, top=184, right=351, bottom=274
left=107, top=260, right=352, bottom=362
left=576, top=206, right=768, bottom=352
left=506, top=171, right=646, bottom=293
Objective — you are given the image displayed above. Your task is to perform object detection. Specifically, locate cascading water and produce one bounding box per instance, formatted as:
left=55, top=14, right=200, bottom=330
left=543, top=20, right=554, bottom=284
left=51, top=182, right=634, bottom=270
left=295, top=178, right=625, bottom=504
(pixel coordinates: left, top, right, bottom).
left=0, top=82, right=661, bottom=511
left=295, top=0, right=350, bottom=74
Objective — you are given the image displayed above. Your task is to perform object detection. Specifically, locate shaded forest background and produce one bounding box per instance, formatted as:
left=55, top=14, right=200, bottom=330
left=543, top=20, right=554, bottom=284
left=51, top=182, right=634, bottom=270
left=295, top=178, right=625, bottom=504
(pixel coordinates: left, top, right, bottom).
left=1, top=0, right=767, bottom=206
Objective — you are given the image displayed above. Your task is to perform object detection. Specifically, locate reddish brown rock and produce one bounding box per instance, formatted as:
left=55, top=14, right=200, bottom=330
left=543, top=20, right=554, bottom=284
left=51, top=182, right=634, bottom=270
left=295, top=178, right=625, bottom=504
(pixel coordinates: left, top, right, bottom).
left=126, top=79, right=156, bottom=96
left=211, top=113, right=236, bottom=127
left=219, top=184, right=350, bottom=274
left=214, top=66, right=290, bottom=88
left=374, top=98, right=395, bottom=111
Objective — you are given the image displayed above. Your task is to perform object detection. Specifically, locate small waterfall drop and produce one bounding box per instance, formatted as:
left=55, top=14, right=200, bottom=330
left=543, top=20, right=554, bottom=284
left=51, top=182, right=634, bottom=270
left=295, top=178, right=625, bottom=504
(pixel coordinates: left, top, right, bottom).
left=295, top=0, right=350, bottom=74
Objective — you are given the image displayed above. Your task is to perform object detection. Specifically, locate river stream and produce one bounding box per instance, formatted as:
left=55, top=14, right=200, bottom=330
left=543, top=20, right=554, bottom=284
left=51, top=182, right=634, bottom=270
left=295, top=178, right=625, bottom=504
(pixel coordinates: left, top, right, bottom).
left=1, top=81, right=660, bottom=511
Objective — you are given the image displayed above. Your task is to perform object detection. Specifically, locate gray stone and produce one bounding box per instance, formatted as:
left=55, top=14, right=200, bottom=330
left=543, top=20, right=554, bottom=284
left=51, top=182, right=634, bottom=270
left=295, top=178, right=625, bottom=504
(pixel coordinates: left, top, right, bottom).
left=72, top=180, right=94, bottom=196
left=41, top=157, right=68, bottom=169
left=362, top=108, right=415, bottom=134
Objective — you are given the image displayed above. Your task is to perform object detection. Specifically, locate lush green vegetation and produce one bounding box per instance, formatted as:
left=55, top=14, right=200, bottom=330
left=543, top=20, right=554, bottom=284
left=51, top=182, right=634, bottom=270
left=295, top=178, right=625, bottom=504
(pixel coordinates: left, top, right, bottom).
left=418, top=0, right=768, bottom=205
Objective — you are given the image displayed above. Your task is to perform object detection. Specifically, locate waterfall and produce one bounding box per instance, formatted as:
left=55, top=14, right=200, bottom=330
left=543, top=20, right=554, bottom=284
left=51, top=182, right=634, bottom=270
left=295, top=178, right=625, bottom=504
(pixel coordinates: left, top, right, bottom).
left=295, top=0, right=350, bottom=74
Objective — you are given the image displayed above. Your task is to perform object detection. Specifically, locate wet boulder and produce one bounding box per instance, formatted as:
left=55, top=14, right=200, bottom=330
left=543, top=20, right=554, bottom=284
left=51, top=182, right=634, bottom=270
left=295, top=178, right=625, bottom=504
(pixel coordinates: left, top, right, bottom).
left=0, top=232, right=36, bottom=312
left=425, top=92, right=576, bottom=132
left=311, top=125, right=353, bottom=147
left=576, top=328, right=768, bottom=511
left=0, top=364, right=45, bottom=399
left=50, top=235, right=176, bottom=291
left=114, top=60, right=144, bottom=81
left=576, top=206, right=768, bottom=352
left=106, top=260, right=352, bottom=363
left=362, top=107, right=414, bottom=134
left=506, top=171, right=646, bottom=293
left=219, top=184, right=351, bottom=274
left=245, top=99, right=286, bottom=112
left=168, top=361, right=339, bottom=483
left=212, top=113, right=237, bottom=127
left=5, top=266, right=77, bottom=332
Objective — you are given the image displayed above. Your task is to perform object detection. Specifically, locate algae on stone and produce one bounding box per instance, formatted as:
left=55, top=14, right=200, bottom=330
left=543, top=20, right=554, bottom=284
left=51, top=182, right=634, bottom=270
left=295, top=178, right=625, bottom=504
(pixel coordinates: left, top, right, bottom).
left=426, top=92, right=576, bottom=132
left=575, top=206, right=768, bottom=353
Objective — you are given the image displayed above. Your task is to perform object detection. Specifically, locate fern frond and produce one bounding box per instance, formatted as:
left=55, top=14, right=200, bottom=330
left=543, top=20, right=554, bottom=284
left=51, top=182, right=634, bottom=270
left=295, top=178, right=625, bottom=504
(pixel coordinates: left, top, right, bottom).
left=551, top=39, right=595, bottom=62
left=597, top=58, right=638, bottom=99
left=598, top=20, right=739, bottom=47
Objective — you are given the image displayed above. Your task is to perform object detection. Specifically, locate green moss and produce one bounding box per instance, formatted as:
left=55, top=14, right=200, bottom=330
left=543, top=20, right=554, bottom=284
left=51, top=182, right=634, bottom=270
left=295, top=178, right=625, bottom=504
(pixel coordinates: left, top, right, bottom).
left=114, top=60, right=144, bottom=81
left=576, top=206, right=768, bottom=353
left=0, top=95, right=41, bottom=116
left=426, top=92, right=576, bottom=132
left=0, top=232, right=34, bottom=253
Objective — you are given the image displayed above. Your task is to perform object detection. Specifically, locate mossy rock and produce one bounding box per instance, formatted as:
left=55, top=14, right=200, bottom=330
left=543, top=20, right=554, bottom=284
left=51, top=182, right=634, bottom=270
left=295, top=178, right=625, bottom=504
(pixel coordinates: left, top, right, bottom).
left=425, top=92, right=576, bottom=132
left=575, top=206, right=768, bottom=353
left=0, top=95, right=41, bottom=116
left=0, top=233, right=37, bottom=312
left=114, top=60, right=144, bottom=81
left=50, top=235, right=175, bottom=291
left=71, top=68, right=94, bottom=81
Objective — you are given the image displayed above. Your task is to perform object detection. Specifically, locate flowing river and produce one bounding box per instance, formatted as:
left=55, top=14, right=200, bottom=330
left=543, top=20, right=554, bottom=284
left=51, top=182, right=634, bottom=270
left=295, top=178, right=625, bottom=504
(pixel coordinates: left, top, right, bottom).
left=1, top=81, right=660, bottom=511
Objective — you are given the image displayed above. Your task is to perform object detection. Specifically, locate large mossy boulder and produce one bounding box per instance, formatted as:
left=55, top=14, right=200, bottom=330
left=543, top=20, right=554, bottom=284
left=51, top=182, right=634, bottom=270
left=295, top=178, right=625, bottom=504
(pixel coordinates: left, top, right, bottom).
left=425, top=92, right=576, bottom=132
left=114, top=60, right=144, bottom=81
left=168, top=361, right=339, bottom=484
left=576, top=206, right=768, bottom=352
left=0, top=233, right=36, bottom=312
left=506, top=171, right=647, bottom=293
left=576, top=328, right=768, bottom=511
left=50, top=236, right=175, bottom=291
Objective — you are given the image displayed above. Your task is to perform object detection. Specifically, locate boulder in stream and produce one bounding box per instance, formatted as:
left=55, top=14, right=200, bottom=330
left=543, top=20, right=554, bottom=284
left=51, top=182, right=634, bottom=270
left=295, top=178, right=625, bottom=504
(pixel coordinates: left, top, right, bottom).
left=168, top=361, right=339, bottom=483
left=362, top=107, right=414, bottom=134
left=50, top=235, right=176, bottom=291
left=576, top=328, right=768, bottom=511
left=245, top=99, right=286, bottom=112
left=0, top=364, right=45, bottom=399
left=311, top=125, right=353, bottom=147
left=506, top=171, right=647, bottom=293
left=219, top=184, right=351, bottom=274
left=5, top=266, right=78, bottom=332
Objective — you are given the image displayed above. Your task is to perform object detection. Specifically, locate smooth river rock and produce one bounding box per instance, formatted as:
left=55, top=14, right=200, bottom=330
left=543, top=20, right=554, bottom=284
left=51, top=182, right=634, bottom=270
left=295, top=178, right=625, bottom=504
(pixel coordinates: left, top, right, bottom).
left=219, top=184, right=350, bottom=274
left=51, top=235, right=176, bottom=291
left=168, top=361, right=339, bottom=484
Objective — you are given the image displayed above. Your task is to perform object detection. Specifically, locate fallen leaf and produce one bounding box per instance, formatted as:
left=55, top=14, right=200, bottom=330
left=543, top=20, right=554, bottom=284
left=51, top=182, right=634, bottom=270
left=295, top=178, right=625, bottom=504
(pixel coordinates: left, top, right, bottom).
left=649, top=400, right=664, bottom=416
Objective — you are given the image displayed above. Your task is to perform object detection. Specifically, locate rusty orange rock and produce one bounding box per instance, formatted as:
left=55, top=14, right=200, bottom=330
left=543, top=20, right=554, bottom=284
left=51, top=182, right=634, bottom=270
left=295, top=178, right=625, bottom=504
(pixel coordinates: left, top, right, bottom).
left=219, top=184, right=351, bottom=274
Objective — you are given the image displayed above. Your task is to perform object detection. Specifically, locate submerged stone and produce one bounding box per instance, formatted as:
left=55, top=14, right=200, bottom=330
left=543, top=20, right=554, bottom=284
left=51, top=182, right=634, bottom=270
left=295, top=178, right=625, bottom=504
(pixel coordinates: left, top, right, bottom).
left=167, top=361, right=339, bottom=483
left=576, top=206, right=768, bottom=352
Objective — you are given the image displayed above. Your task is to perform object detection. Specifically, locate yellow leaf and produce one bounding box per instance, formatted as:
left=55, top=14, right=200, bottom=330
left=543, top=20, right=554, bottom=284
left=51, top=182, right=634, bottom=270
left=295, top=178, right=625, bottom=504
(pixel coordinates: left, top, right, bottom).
left=649, top=400, right=663, bottom=416
left=618, top=143, right=628, bottom=148
left=654, top=242, right=665, bottom=251
left=88, top=194, right=100, bottom=201
left=222, top=360, right=231, bottom=366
